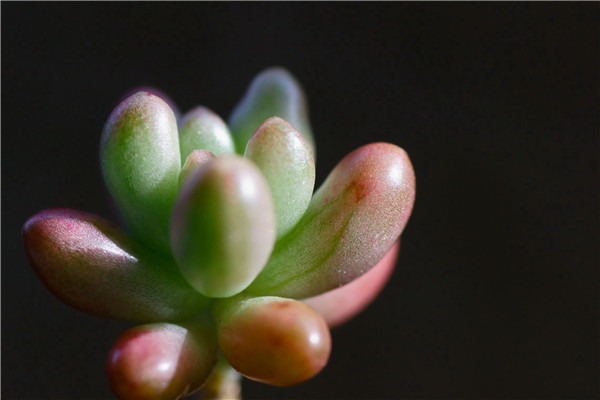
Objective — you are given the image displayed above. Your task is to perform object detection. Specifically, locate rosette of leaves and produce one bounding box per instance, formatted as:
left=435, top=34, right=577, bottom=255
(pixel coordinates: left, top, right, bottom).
left=22, top=67, right=416, bottom=400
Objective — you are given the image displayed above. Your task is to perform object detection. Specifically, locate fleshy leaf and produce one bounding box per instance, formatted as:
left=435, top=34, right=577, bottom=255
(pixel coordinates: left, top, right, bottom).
left=228, top=67, right=315, bottom=155
left=244, top=117, right=315, bottom=239
left=120, top=86, right=182, bottom=122
left=302, top=241, right=400, bottom=327
left=107, top=320, right=217, bottom=400
left=100, top=91, right=180, bottom=253
left=213, top=296, right=331, bottom=387
left=179, top=149, right=216, bottom=188
left=179, top=106, right=235, bottom=161
left=247, top=142, right=415, bottom=299
left=170, top=156, right=276, bottom=298
left=22, top=209, right=209, bottom=322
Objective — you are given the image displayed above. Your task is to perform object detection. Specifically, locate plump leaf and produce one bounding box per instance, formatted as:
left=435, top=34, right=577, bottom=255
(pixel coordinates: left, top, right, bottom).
left=244, top=117, right=315, bottom=239
left=120, top=86, right=182, bottom=122
left=179, top=106, right=235, bottom=161
left=107, top=320, right=217, bottom=400
left=22, top=209, right=209, bottom=322
left=100, top=92, right=181, bottom=253
left=214, top=296, right=331, bottom=387
left=302, top=241, right=400, bottom=327
left=179, top=149, right=216, bottom=188
left=170, top=156, right=276, bottom=298
left=247, top=142, right=415, bottom=299
left=228, top=67, right=315, bottom=155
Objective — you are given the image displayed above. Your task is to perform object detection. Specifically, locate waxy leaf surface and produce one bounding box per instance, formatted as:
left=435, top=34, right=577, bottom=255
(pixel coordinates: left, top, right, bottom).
left=171, top=156, right=276, bottom=298
left=107, top=320, right=217, bottom=400
left=23, top=209, right=209, bottom=322
left=228, top=67, right=315, bottom=155
left=244, top=117, right=315, bottom=239
left=214, top=296, right=331, bottom=387
left=179, top=106, right=235, bottom=160
left=179, top=149, right=216, bottom=188
left=248, top=142, right=415, bottom=299
left=303, top=241, right=400, bottom=327
left=100, top=92, right=181, bottom=253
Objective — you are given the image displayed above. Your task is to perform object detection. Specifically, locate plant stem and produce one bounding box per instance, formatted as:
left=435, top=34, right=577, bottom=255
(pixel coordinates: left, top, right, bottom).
left=201, top=354, right=242, bottom=400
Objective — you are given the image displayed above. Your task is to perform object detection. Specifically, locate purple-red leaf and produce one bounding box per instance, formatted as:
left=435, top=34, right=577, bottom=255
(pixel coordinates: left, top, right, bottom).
left=23, top=209, right=209, bottom=322
left=107, top=320, right=217, bottom=400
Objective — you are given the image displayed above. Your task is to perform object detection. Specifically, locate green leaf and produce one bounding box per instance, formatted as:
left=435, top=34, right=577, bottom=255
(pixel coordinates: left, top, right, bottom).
left=247, top=142, right=416, bottom=299
left=100, top=92, right=181, bottom=253
left=244, top=117, right=315, bottom=239
left=22, top=209, right=210, bottom=322
left=179, top=106, right=235, bottom=161
left=228, top=67, right=315, bottom=156
left=179, top=149, right=216, bottom=188
left=171, top=156, right=276, bottom=298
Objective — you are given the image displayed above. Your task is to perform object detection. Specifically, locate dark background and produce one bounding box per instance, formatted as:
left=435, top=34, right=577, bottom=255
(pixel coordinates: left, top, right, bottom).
left=2, top=3, right=598, bottom=399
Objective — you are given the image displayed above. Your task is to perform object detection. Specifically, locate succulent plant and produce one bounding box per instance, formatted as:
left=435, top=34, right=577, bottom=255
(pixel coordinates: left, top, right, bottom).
left=22, top=67, right=416, bottom=400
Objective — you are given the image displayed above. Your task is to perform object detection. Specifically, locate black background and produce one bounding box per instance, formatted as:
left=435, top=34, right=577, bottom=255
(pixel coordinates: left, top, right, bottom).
left=2, top=3, right=598, bottom=399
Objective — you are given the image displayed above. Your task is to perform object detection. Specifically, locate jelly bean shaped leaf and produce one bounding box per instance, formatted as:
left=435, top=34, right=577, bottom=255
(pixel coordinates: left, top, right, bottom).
left=228, top=67, right=315, bottom=155
left=247, top=142, right=415, bottom=299
left=22, top=209, right=209, bottom=322
left=120, top=86, right=183, bottom=122
left=214, top=296, right=331, bottom=387
left=303, top=241, right=400, bottom=327
left=244, top=117, right=315, bottom=239
left=100, top=92, right=181, bottom=253
left=171, top=156, right=276, bottom=298
left=179, top=106, right=235, bottom=161
left=179, top=149, right=216, bottom=188
left=107, top=320, right=217, bottom=400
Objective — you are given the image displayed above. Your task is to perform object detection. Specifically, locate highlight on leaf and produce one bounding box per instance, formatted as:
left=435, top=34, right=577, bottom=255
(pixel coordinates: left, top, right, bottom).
left=171, top=155, right=276, bottom=298
left=100, top=91, right=181, bottom=254
left=107, top=320, right=218, bottom=400
left=228, top=67, right=315, bottom=155
left=247, top=142, right=415, bottom=299
left=22, top=209, right=210, bottom=322
left=214, top=296, right=331, bottom=387
left=244, top=117, right=315, bottom=239
left=179, top=106, right=235, bottom=160
left=22, top=67, right=416, bottom=399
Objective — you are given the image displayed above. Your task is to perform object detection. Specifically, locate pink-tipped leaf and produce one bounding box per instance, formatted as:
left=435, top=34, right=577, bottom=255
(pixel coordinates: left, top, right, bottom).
left=247, top=142, right=415, bottom=299
left=100, top=92, right=181, bottom=254
left=23, top=209, right=209, bottom=322
left=107, top=320, right=218, bottom=400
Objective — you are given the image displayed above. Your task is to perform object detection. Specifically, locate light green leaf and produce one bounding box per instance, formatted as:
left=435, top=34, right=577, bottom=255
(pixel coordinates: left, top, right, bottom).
left=244, top=117, right=315, bottom=239
left=171, top=156, right=276, bottom=298
left=228, top=67, right=315, bottom=156
left=100, top=92, right=180, bottom=253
